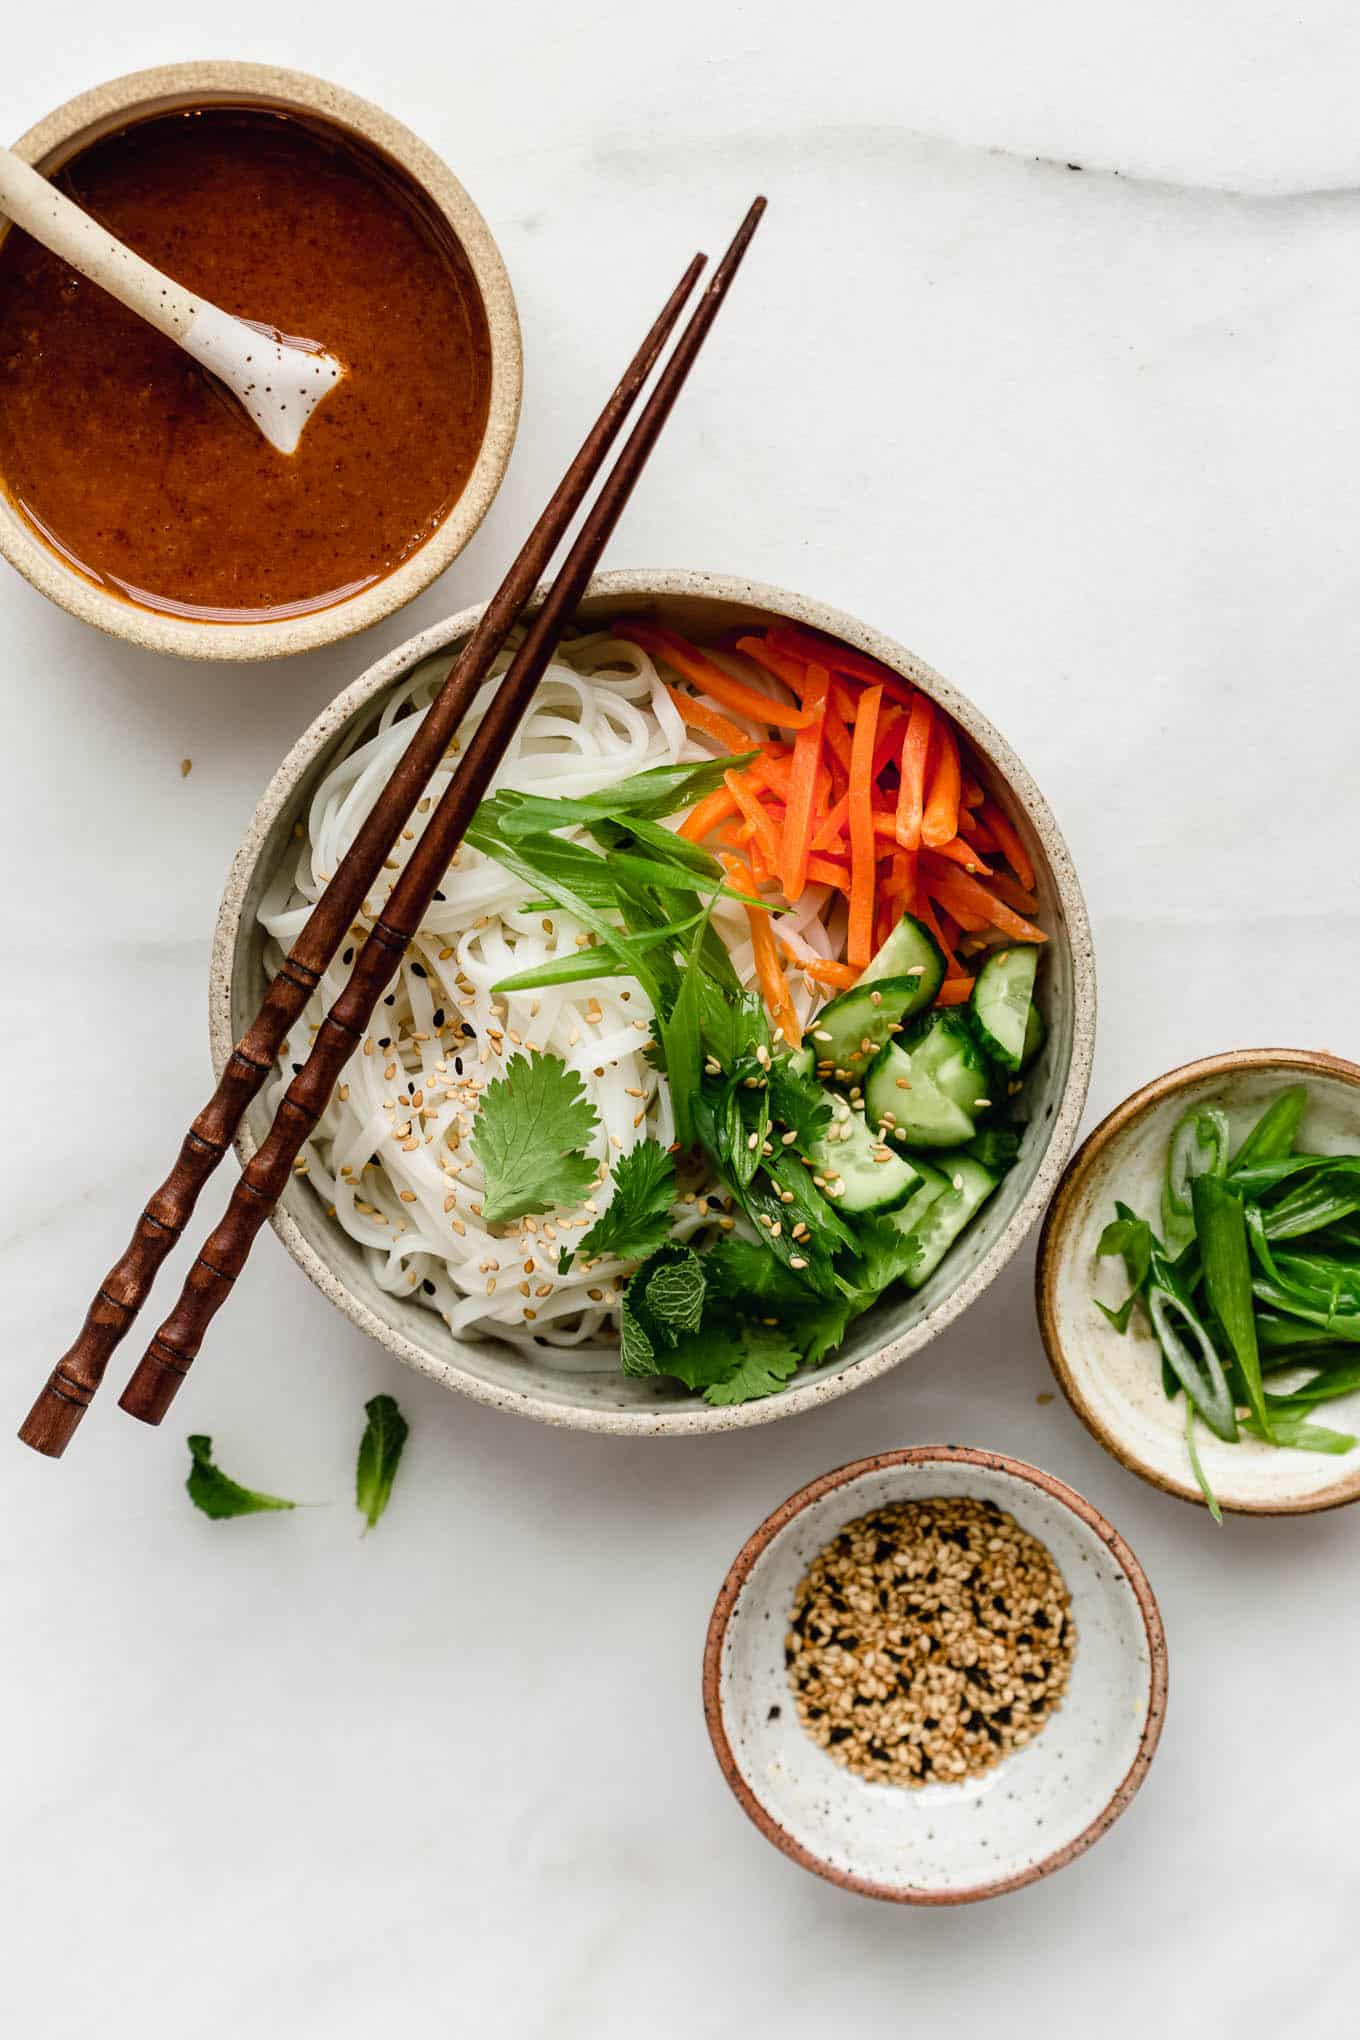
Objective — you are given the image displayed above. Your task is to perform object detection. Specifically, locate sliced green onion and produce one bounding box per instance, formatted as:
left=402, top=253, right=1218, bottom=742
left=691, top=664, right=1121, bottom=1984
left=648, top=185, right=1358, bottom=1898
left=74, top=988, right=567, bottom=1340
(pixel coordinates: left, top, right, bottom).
left=1184, top=1399, right=1222, bottom=1522
left=1148, top=1286, right=1239, bottom=1440
left=1162, top=1106, right=1229, bottom=1251
left=1229, top=1085, right=1308, bottom=1175
left=1193, top=1176, right=1268, bottom=1437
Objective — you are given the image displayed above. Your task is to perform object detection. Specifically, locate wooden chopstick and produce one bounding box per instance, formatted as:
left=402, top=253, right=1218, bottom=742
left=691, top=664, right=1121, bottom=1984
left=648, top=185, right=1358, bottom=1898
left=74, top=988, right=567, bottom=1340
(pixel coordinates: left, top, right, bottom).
left=19, top=251, right=711, bottom=1458
left=117, top=195, right=767, bottom=1430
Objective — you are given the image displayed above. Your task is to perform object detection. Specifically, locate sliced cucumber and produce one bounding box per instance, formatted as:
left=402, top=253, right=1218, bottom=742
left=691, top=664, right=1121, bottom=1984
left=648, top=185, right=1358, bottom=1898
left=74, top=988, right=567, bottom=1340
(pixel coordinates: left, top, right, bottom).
left=864, top=1042, right=976, bottom=1148
left=787, top=1045, right=815, bottom=1081
left=807, top=1095, right=923, bottom=1216
left=971, top=947, right=1039, bottom=1072
left=909, top=1010, right=993, bottom=1119
left=891, top=1153, right=999, bottom=1288
left=1020, top=1002, right=1045, bottom=1070
left=805, top=914, right=944, bottom=1080
left=886, top=1157, right=950, bottom=1238
left=860, top=912, right=947, bottom=991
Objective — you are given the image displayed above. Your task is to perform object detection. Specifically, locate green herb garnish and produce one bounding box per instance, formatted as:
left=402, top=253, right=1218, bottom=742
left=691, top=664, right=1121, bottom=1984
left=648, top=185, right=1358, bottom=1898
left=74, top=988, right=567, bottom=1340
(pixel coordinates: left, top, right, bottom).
left=471, top=1050, right=600, bottom=1225
left=575, top=1139, right=677, bottom=1265
left=355, top=1393, right=409, bottom=1532
left=186, top=1435, right=297, bottom=1520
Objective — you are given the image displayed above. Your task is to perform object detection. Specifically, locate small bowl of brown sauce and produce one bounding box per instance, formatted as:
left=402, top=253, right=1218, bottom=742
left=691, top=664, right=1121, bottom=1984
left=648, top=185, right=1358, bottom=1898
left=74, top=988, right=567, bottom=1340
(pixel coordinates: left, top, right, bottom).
left=0, top=62, right=521, bottom=660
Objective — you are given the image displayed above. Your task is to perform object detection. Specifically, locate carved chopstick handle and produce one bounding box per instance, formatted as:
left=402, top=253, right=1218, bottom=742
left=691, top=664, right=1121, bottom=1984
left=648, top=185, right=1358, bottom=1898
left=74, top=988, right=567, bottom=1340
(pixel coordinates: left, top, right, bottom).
left=17, top=965, right=319, bottom=1455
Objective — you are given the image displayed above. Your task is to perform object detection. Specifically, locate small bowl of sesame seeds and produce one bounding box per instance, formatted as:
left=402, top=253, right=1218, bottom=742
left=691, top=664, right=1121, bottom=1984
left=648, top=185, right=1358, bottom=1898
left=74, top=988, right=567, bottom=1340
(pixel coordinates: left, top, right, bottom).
left=703, top=1446, right=1166, bottom=1903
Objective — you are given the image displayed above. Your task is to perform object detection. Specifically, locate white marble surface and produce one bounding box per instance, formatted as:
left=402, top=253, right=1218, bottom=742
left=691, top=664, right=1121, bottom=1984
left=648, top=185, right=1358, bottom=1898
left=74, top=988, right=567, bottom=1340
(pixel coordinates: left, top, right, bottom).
left=4, top=5, right=1360, bottom=2033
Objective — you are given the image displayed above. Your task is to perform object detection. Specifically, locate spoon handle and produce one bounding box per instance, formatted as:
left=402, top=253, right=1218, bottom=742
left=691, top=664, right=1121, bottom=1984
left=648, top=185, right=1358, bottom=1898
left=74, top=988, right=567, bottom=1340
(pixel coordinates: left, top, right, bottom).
left=0, top=144, right=200, bottom=343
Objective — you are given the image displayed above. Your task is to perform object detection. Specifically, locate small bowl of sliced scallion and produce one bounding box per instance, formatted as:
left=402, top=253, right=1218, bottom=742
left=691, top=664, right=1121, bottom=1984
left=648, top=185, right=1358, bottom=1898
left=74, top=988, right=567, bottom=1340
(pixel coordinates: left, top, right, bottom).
left=1037, top=1049, right=1360, bottom=1517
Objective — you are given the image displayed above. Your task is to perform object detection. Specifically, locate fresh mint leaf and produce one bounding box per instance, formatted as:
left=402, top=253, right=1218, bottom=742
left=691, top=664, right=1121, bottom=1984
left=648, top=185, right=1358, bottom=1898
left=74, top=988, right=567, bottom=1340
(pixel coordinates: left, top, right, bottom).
left=578, top=1140, right=677, bottom=1263
left=619, top=1297, right=659, bottom=1377
left=472, top=1051, right=600, bottom=1225
left=703, top=1324, right=801, bottom=1406
left=355, top=1394, right=409, bottom=1532
left=637, top=1244, right=705, bottom=1342
left=186, top=1435, right=296, bottom=1520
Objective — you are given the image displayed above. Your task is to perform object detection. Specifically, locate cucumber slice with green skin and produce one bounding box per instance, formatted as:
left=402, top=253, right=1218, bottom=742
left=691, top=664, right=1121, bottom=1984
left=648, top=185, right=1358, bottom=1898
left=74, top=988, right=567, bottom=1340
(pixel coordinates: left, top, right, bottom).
left=806, top=1096, right=923, bottom=1217
left=1019, top=1001, right=1045, bottom=1071
left=864, top=1042, right=976, bottom=1148
left=908, top=1011, right=993, bottom=1118
left=970, top=947, right=1039, bottom=1072
left=787, top=1045, right=815, bottom=1080
left=891, top=1153, right=999, bottom=1288
left=859, top=912, right=947, bottom=991
left=804, top=914, right=944, bottom=1080
left=885, top=1157, right=950, bottom=1238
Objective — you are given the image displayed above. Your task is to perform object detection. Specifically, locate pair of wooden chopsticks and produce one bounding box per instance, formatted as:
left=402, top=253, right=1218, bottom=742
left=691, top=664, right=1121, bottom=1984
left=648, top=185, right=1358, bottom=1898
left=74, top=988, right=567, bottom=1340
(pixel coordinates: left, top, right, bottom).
left=20, top=195, right=767, bottom=1459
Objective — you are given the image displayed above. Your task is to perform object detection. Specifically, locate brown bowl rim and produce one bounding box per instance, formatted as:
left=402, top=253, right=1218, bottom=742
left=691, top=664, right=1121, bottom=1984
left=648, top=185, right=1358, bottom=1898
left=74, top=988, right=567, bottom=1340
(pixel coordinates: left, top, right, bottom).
left=702, top=1445, right=1167, bottom=1904
left=0, top=60, right=522, bottom=661
left=1036, top=1046, right=1360, bottom=1516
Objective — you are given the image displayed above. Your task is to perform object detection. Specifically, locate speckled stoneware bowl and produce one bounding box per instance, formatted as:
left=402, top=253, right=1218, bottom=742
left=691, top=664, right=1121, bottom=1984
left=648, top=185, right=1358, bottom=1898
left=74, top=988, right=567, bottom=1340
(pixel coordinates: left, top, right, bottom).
left=0, top=62, right=521, bottom=661
left=703, top=1448, right=1166, bottom=1903
left=211, top=570, right=1096, bottom=1435
left=1038, top=1048, right=1360, bottom=1515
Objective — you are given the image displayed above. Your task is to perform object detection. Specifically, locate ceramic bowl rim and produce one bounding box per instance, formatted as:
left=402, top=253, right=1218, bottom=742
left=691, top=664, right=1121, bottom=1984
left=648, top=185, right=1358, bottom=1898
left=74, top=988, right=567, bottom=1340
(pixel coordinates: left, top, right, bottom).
left=0, top=59, right=522, bottom=662
left=209, top=566, right=1096, bottom=1435
left=701, top=1444, right=1168, bottom=1904
left=1036, top=1046, right=1360, bottom=1516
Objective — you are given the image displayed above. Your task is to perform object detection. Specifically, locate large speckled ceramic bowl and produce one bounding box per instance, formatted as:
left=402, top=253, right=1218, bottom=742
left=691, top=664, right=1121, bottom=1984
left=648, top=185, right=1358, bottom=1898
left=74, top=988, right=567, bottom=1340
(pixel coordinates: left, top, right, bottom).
left=0, top=62, right=521, bottom=661
left=703, top=1448, right=1166, bottom=1902
left=211, top=570, right=1095, bottom=1435
left=1038, top=1048, right=1360, bottom=1514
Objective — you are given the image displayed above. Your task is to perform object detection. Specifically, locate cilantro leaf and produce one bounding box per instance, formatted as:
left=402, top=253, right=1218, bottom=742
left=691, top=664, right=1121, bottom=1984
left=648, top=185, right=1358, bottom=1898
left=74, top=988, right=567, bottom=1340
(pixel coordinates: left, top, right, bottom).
left=472, top=1051, right=600, bottom=1225
left=186, top=1435, right=296, bottom=1520
left=355, top=1393, right=409, bottom=1532
left=577, top=1139, right=676, bottom=1264
left=702, top=1324, right=801, bottom=1405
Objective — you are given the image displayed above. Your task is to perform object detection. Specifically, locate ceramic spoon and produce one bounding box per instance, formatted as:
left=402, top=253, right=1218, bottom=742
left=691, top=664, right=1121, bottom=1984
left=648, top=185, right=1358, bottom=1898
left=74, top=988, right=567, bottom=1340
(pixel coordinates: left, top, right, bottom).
left=0, top=144, right=345, bottom=454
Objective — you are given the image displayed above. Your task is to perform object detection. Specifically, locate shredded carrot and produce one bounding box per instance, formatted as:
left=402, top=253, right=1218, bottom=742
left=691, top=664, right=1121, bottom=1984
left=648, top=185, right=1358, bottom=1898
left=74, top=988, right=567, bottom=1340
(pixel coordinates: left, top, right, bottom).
left=724, top=770, right=781, bottom=868
left=781, top=663, right=828, bottom=901
left=775, top=936, right=859, bottom=990
left=922, top=858, right=1048, bottom=944
left=881, top=849, right=917, bottom=907
left=766, top=624, right=916, bottom=709
left=807, top=852, right=851, bottom=891
left=979, top=799, right=1036, bottom=892
left=921, top=722, right=961, bottom=849
left=962, top=776, right=985, bottom=809
left=894, top=695, right=933, bottom=850
left=957, top=807, right=999, bottom=852
left=928, top=833, right=993, bottom=878
left=810, top=792, right=850, bottom=854
left=744, top=752, right=792, bottom=801
left=846, top=683, right=882, bottom=969
left=936, top=977, right=976, bottom=1006
left=747, top=839, right=776, bottom=888
left=678, top=784, right=739, bottom=842
left=821, top=700, right=855, bottom=775
left=665, top=685, right=750, bottom=754
left=987, top=870, right=1040, bottom=918
left=915, top=892, right=964, bottom=980
left=722, top=853, right=800, bottom=1047
left=733, top=634, right=808, bottom=696
left=615, top=620, right=813, bottom=731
